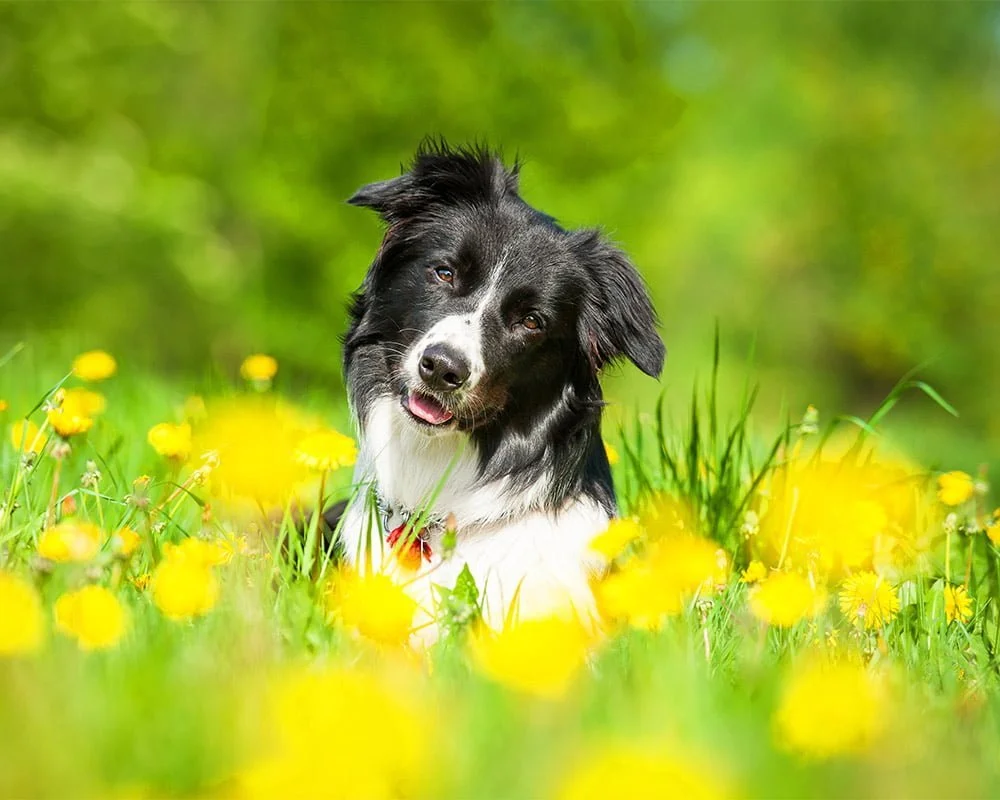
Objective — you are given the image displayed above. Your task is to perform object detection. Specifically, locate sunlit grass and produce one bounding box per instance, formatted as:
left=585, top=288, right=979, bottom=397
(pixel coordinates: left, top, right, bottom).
left=0, top=342, right=998, bottom=799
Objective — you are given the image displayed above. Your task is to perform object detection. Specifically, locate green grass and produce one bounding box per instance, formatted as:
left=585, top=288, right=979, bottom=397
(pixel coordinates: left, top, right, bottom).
left=1, top=342, right=999, bottom=799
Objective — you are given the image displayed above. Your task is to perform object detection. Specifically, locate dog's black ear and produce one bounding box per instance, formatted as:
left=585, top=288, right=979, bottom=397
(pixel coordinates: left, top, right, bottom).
left=347, top=174, right=416, bottom=224
left=573, top=231, right=665, bottom=378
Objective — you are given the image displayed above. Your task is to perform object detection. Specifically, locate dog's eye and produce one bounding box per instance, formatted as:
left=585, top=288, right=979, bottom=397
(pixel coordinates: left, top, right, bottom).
left=520, top=313, right=543, bottom=332
left=433, top=266, right=455, bottom=284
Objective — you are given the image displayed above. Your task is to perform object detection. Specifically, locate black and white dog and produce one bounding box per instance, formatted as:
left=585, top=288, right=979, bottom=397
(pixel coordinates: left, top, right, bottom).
left=338, top=142, right=664, bottom=635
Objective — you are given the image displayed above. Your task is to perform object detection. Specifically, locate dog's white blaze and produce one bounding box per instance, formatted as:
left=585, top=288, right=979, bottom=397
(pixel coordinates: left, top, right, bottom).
left=404, top=278, right=499, bottom=391
left=339, top=396, right=611, bottom=640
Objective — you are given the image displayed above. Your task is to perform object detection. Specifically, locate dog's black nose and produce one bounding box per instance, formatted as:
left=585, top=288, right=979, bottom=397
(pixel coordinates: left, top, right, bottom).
left=418, top=344, right=471, bottom=392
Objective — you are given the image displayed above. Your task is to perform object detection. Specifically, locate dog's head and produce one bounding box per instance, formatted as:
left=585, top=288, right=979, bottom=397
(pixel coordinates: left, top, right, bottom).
left=345, top=142, right=665, bottom=436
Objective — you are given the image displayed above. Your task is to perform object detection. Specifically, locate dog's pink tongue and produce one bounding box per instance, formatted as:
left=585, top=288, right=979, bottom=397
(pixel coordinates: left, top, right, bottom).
left=408, top=393, right=454, bottom=425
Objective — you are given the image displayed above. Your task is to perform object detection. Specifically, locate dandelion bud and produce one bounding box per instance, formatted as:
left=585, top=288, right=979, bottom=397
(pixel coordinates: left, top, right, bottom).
left=944, top=512, right=958, bottom=536
left=51, top=441, right=71, bottom=460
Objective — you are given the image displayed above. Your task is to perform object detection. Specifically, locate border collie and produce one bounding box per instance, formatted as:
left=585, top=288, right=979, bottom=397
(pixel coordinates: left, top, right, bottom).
left=337, top=141, right=664, bottom=637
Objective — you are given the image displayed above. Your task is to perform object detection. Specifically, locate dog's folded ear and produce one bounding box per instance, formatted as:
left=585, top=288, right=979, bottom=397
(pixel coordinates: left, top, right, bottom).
left=347, top=174, right=417, bottom=224
left=573, top=231, right=666, bottom=378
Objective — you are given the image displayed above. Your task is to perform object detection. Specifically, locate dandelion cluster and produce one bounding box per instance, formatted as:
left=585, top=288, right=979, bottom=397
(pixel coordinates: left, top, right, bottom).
left=0, top=360, right=997, bottom=798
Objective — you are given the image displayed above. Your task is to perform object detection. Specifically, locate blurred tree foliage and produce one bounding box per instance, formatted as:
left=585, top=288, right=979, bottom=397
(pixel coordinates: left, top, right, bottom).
left=0, top=2, right=997, bottom=459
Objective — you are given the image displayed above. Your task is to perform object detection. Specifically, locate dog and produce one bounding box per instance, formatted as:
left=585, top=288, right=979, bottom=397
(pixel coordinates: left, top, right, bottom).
left=335, top=141, right=664, bottom=638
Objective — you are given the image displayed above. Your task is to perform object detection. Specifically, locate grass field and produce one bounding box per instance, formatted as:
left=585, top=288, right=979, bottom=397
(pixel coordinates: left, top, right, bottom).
left=1, top=342, right=998, bottom=799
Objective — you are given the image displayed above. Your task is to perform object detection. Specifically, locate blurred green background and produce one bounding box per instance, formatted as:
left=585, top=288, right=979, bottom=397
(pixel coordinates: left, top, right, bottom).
left=1, top=2, right=997, bottom=468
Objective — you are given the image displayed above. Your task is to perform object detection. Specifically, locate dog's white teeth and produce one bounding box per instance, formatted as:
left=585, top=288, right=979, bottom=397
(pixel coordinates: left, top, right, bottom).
left=407, top=392, right=454, bottom=425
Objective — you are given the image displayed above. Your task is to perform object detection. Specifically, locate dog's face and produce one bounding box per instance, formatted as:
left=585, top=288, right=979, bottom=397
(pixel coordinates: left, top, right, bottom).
left=345, top=144, right=665, bottom=437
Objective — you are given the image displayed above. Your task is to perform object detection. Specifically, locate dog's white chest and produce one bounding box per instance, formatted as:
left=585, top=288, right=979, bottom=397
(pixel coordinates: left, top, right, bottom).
left=337, top=398, right=610, bottom=635
left=338, top=497, right=609, bottom=635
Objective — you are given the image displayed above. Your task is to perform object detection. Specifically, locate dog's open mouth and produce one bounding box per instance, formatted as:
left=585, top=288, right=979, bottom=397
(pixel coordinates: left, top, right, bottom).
left=402, top=391, right=455, bottom=426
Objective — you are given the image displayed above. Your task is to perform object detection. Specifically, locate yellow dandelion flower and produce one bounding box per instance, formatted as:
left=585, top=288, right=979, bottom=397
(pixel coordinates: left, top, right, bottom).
left=63, top=388, right=106, bottom=416
left=147, top=422, right=192, bottom=461
left=774, top=659, right=885, bottom=759
left=240, top=353, right=278, bottom=382
left=240, top=668, right=432, bottom=799
left=162, top=536, right=230, bottom=567
left=589, top=517, right=642, bottom=560
left=839, top=571, right=900, bottom=629
left=152, top=557, right=219, bottom=621
left=294, top=429, right=358, bottom=472
left=111, top=527, right=141, bottom=557
left=469, top=616, right=589, bottom=698
left=37, top=519, right=104, bottom=562
left=944, top=584, right=973, bottom=624
left=558, top=743, right=729, bottom=800
left=9, top=419, right=47, bottom=455
left=72, top=350, right=117, bottom=382
left=938, top=471, right=975, bottom=507
left=331, top=572, right=417, bottom=647
left=193, top=398, right=307, bottom=507
left=985, top=510, right=1000, bottom=546
left=0, top=570, right=45, bottom=655
left=54, top=585, right=127, bottom=651
left=604, top=441, right=620, bottom=467
left=47, top=388, right=102, bottom=438
left=749, top=571, right=827, bottom=628
left=741, top=559, right=768, bottom=584
left=596, top=534, right=721, bottom=628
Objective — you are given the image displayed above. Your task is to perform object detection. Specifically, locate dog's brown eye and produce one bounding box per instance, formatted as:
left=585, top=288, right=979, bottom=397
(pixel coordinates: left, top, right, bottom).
left=521, top=314, right=542, bottom=332
left=434, top=266, right=454, bottom=284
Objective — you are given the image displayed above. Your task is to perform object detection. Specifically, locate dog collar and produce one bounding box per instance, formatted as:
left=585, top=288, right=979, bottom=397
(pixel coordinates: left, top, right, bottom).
left=375, top=491, right=436, bottom=570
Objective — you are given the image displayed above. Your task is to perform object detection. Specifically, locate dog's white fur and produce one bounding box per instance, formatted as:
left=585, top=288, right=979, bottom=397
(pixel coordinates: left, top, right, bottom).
left=339, top=396, right=609, bottom=640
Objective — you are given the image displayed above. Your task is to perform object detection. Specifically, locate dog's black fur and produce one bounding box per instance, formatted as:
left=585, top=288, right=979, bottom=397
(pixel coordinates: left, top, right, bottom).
left=342, top=141, right=664, bottom=519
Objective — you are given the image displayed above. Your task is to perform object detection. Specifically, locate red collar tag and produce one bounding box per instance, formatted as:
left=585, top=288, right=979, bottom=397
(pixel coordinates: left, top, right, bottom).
left=386, top=523, right=433, bottom=570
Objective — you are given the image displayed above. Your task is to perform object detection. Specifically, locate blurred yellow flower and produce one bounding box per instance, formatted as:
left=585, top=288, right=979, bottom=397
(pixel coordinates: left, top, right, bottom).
left=0, top=570, right=45, bottom=655
left=757, top=460, right=922, bottom=580
left=741, top=559, right=768, bottom=584
left=294, top=429, right=358, bottom=472
left=47, top=388, right=104, bottom=438
left=0, top=399, right=6, bottom=413
left=774, top=659, right=885, bottom=759
left=558, top=743, right=729, bottom=800
left=63, top=388, right=107, bottom=416
left=839, top=571, right=900, bottom=629
left=240, top=354, right=278, bottom=382
left=111, top=527, right=141, bottom=557
left=152, top=557, right=219, bottom=621
left=938, top=471, right=975, bottom=507
left=54, top=585, right=127, bottom=651
left=597, top=534, right=721, bottom=628
left=147, top=422, right=192, bottom=461
left=604, top=441, right=620, bottom=467
left=944, top=584, right=973, bottom=624
left=9, top=419, right=46, bottom=455
left=194, top=398, right=307, bottom=507
left=37, top=520, right=104, bottom=562
left=470, top=616, right=589, bottom=698
left=163, top=536, right=230, bottom=567
left=749, top=571, right=827, bottom=628
left=987, top=511, right=1000, bottom=546
left=72, top=350, right=117, bottom=382
left=589, top=517, right=641, bottom=560
left=332, top=572, right=417, bottom=647
left=240, top=667, right=432, bottom=799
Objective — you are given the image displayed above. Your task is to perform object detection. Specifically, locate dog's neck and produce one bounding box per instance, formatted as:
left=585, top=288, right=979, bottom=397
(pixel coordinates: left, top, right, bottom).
left=355, top=396, right=557, bottom=530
